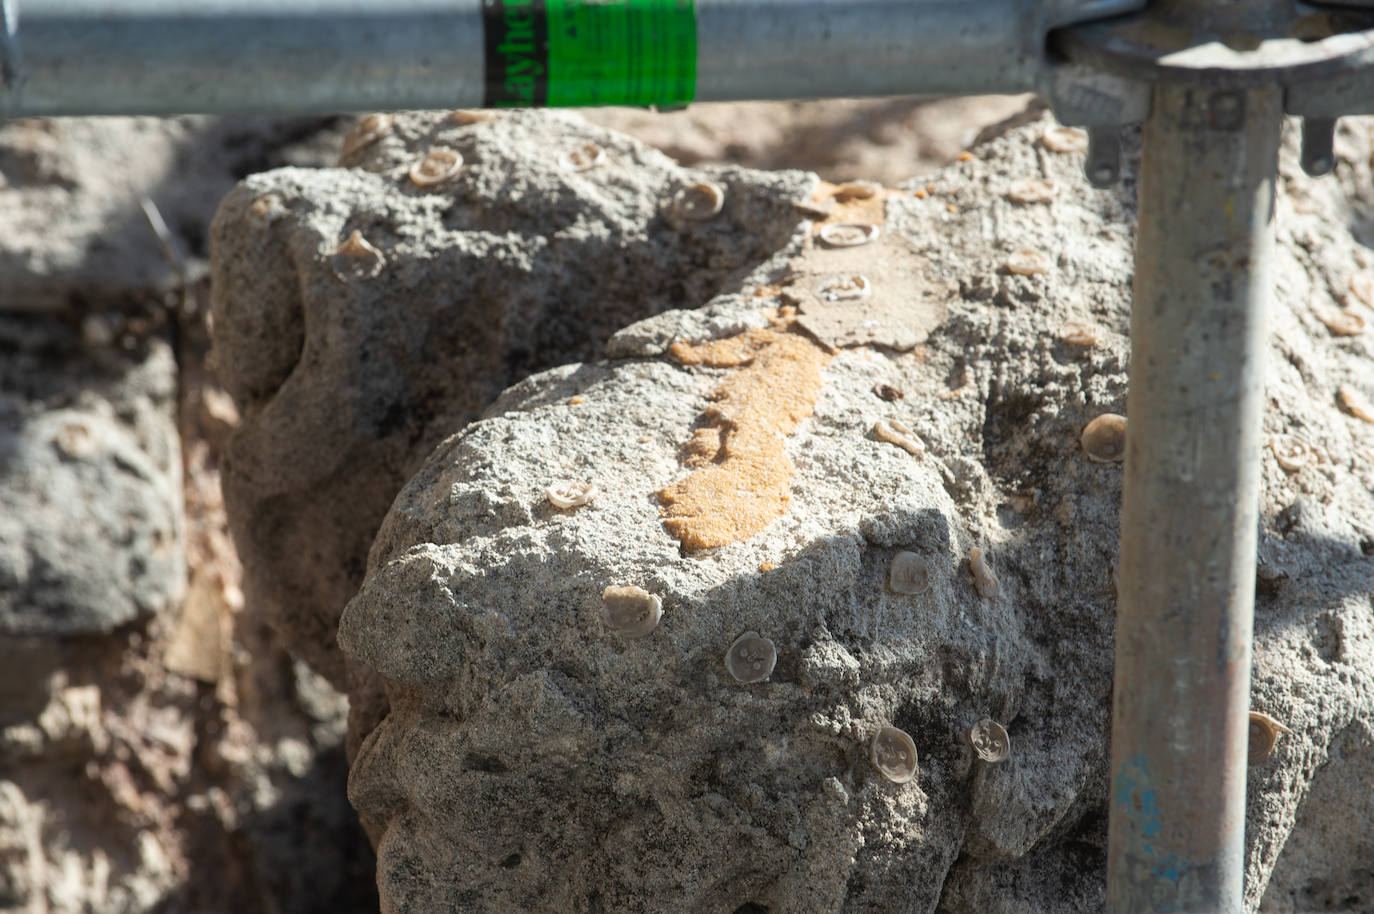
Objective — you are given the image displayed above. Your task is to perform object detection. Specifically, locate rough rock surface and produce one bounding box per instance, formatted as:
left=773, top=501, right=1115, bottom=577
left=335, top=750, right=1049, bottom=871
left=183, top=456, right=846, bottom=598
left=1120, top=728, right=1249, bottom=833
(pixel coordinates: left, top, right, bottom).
left=0, top=115, right=377, bottom=914
left=338, top=112, right=1374, bottom=913
left=0, top=316, right=184, bottom=634
left=209, top=110, right=815, bottom=687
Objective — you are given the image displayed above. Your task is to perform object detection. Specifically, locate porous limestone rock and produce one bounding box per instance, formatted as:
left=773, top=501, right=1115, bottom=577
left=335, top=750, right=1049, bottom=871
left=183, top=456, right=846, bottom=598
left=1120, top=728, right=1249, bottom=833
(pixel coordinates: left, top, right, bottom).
left=338, top=112, right=1374, bottom=913
left=209, top=110, right=814, bottom=686
left=0, top=315, right=184, bottom=635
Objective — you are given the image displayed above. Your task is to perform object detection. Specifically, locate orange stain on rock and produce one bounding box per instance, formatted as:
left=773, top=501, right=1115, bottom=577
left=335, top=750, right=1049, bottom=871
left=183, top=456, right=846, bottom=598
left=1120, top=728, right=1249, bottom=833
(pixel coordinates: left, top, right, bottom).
left=658, top=319, right=830, bottom=552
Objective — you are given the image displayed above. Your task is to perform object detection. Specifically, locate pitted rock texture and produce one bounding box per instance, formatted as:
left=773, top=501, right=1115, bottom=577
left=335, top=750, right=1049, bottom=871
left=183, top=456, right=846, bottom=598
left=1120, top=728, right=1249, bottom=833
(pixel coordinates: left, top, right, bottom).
left=339, top=112, right=1374, bottom=913
left=0, top=315, right=184, bottom=635
left=210, top=110, right=814, bottom=686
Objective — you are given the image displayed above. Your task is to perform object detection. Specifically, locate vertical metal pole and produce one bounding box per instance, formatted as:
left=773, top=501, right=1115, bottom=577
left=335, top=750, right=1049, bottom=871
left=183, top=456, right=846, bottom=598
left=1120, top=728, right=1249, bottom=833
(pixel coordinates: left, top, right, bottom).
left=1108, top=83, right=1282, bottom=912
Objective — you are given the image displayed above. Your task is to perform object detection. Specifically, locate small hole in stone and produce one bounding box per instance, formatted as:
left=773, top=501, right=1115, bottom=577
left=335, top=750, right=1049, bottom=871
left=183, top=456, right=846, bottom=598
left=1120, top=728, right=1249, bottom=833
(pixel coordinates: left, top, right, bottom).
left=732, top=904, right=769, bottom=914
left=500, top=853, right=522, bottom=869
left=463, top=753, right=509, bottom=774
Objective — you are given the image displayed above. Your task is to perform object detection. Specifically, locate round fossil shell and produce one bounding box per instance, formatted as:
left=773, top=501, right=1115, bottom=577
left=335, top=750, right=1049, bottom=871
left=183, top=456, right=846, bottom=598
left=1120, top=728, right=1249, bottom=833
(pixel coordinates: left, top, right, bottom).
left=1316, top=307, right=1366, bottom=336
left=819, top=222, right=880, bottom=248
left=558, top=142, right=606, bottom=173
left=673, top=180, right=725, bottom=221
left=889, top=551, right=931, bottom=595
left=1082, top=413, right=1127, bottom=463
left=968, top=547, right=1000, bottom=599
left=1006, top=248, right=1052, bottom=276
left=330, top=230, right=386, bottom=281
left=602, top=585, right=662, bottom=639
left=873, top=419, right=924, bottom=457
left=870, top=725, right=919, bottom=784
left=1041, top=126, right=1089, bottom=154
left=1248, top=711, right=1292, bottom=763
left=816, top=273, right=872, bottom=302
left=969, top=718, right=1011, bottom=763
left=341, top=112, right=394, bottom=159
left=53, top=422, right=97, bottom=460
left=546, top=481, right=598, bottom=509
left=1269, top=435, right=1312, bottom=472
left=1058, top=319, right=1101, bottom=347
left=725, top=631, right=777, bottom=684
left=1338, top=384, right=1374, bottom=423
left=1006, top=178, right=1057, bottom=205
left=409, top=148, right=464, bottom=187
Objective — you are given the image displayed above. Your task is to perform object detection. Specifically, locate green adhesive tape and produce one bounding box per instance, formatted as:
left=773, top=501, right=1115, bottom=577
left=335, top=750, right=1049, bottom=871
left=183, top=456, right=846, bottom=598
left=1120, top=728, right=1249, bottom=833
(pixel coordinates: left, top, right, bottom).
left=483, top=0, right=696, bottom=108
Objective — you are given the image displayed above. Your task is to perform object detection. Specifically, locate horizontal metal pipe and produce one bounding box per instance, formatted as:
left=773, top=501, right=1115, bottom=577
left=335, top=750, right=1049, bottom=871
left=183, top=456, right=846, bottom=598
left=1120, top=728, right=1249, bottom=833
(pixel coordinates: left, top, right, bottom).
left=695, top=0, right=1045, bottom=102
left=5, top=0, right=487, bottom=116
left=2, top=0, right=1071, bottom=117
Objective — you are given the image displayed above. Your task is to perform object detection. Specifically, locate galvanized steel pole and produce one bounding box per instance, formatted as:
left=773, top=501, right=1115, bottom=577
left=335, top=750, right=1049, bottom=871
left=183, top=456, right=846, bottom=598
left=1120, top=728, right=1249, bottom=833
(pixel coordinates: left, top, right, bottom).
left=1, top=0, right=1074, bottom=116
left=1108, top=83, right=1281, bottom=912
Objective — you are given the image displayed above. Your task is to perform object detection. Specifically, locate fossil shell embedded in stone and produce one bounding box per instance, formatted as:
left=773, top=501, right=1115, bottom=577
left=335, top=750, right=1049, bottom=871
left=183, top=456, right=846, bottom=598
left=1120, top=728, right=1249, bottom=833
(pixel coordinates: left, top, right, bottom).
left=602, top=585, right=662, bottom=639
left=1041, top=126, right=1088, bottom=154
left=870, top=725, right=919, bottom=784
left=889, top=551, right=932, bottom=595
left=248, top=193, right=286, bottom=228
left=725, top=631, right=777, bottom=684
left=330, top=230, right=386, bottom=281
left=832, top=180, right=881, bottom=201
left=815, top=273, right=872, bottom=302
left=1006, top=178, right=1057, bottom=205
left=409, top=148, right=464, bottom=187
left=968, top=546, right=1000, bottom=599
left=546, top=481, right=598, bottom=509
left=1349, top=272, right=1374, bottom=309
left=1248, top=710, right=1292, bottom=763
left=672, top=180, right=726, bottom=221
left=1057, top=320, right=1101, bottom=347
left=969, top=718, right=1011, bottom=762
left=450, top=109, right=495, bottom=125
left=1338, top=384, right=1374, bottom=423
left=819, top=222, right=880, bottom=248
left=1006, top=248, right=1052, bottom=276
left=341, top=112, right=394, bottom=159
left=53, top=422, right=97, bottom=459
left=558, top=142, right=606, bottom=173
left=1316, top=307, right=1366, bottom=336
left=1081, top=413, right=1127, bottom=463
left=873, top=383, right=904, bottom=402
left=1269, top=435, right=1312, bottom=472
left=873, top=419, right=924, bottom=457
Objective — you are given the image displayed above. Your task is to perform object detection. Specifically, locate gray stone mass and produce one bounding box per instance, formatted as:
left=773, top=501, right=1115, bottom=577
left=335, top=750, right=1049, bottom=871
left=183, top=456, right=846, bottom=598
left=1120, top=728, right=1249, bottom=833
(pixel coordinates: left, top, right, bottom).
left=323, top=112, right=1374, bottom=912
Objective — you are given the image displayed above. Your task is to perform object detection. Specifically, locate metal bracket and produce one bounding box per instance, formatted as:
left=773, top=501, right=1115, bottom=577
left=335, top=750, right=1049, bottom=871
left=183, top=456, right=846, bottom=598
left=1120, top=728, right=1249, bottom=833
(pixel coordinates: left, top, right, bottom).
left=1045, top=5, right=1374, bottom=184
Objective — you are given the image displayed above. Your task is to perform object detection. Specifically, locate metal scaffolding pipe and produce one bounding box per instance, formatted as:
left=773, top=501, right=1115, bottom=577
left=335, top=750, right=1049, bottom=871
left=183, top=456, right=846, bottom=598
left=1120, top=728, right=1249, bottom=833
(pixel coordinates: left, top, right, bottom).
left=2, top=0, right=1060, bottom=117
left=1108, top=82, right=1280, bottom=913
